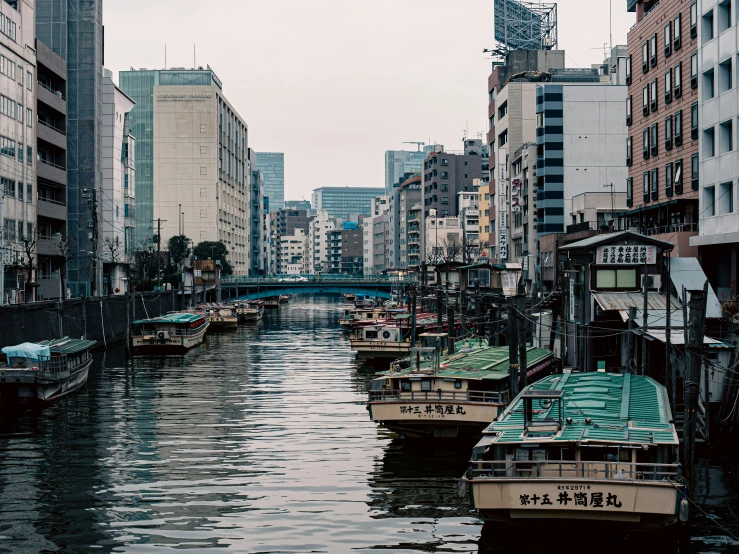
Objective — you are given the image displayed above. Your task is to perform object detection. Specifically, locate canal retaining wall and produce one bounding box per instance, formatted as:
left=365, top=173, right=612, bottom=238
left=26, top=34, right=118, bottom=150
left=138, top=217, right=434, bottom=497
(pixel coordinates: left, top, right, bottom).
left=0, top=291, right=180, bottom=350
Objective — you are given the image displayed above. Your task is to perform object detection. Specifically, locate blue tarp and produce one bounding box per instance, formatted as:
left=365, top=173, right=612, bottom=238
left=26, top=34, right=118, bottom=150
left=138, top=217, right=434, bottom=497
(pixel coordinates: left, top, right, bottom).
left=1, top=343, right=51, bottom=361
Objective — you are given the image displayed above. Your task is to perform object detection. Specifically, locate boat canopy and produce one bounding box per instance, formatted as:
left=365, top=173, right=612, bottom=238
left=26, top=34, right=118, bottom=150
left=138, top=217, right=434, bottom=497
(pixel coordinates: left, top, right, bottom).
left=131, top=313, right=204, bottom=325
left=2, top=342, right=51, bottom=361
left=38, top=337, right=97, bottom=354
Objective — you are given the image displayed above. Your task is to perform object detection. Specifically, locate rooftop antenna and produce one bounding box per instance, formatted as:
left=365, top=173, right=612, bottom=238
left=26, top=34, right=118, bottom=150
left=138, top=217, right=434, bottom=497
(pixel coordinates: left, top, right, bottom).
left=164, top=45, right=167, bottom=69
left=194, top=45, right=196, bottom=68
left=591, top=42, right=610, bottom=61
left=403, top=141, right=425, bottom=152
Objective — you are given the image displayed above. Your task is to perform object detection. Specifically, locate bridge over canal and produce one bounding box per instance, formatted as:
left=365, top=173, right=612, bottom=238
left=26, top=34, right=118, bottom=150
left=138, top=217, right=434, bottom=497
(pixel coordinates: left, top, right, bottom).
left=218, top=276, right=413, bottom=301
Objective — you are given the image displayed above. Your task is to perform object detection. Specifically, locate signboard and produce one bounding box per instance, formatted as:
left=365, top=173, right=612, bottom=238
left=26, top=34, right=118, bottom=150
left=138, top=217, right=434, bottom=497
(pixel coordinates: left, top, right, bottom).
left=511, top=484, right=627, bottom=512
left=568, top=277, right=575, bottom=322
left=596, top=244, right=656, bottom=265
left=399, top=403, right=469, bottom=418
left=511, top=179, right=521, bottom=212
left=499, top=210, right=508, bottom=260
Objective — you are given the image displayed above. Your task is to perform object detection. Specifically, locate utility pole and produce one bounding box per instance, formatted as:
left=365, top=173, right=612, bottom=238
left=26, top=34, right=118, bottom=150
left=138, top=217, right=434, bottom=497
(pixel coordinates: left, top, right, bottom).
left=410, top=286, right=417, bottom=348
left=641, top=266, right=649, bottom=376
left=155, top=218, right=166, bottom=315
left=684, top=282, right=708, bottom=483
left=474, top=280, right=482, bottom=337
left=508, top=298, right=520, bottom=397
left=626, top=306, right=637, bottom=373
left=125, top=290, right=131, bottom=355
left=448, top=305, right=456, bottom=354
left=436, top=284, right=443, bottom=332
left=57, top=300, right=64, bottom=338
left=665, top=252, right=674, bottom=413
left=517, top=276, right=528, bottom=389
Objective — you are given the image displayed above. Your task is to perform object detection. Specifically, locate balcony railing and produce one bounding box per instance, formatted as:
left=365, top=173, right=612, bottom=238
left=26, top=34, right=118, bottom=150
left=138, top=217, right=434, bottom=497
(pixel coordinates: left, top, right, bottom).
left=466, top=460, right=680, bottom=482
left=369, top=389, right=508, bottom=404
left=37, top=118, right=66, bottom=135
left=39, top=158, right=65, bottom=170
left=37, top=80, right=65, bottom=100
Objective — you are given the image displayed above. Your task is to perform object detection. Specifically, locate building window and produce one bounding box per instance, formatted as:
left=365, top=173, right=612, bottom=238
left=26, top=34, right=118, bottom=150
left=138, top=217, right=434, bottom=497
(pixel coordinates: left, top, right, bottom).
left=26, top=146, right=31, bottom=164
left=703, top=68, right=715, bottom=99
left=665, top=116, right=673, bottom=150
left=626, top=177, right=633, bottom=207
left=441, top=196, right=449, bottom=204
left=691, top=102, right=699, bottom=139
left=664, top=22, right=672, bottom=56
left=666, top=162, right=674, bottom=197
left=17, top=141, right=21, bottom=161
left=691, top=154, right=699, bottom=190
left=719, top=57, right=732, bottom=93
left=26, top=71, right=31, bottom=91
left=651, top=168, right=659, bottom=200
left=626, top=136, right=632, bottom=166
left=498, top=130, right=508, bottom=147
left=17, top=181, right=22, bottom=201
left=674, top=62, right=682, bottom=98
left=705, top=185, right=716, bottom=216
left=690, top=2, right=698, bottom=37
left=498, top=101, right=508, bottom=119
left=643, top=171, right=650, bottom=203
left=720, top=181, right=734, bottom=213
left=643, top=128, right=650, bottom=159
left=718, top=0, right=732, bottom=33
left=691, top=53, right=698, bottom=88
left=626, top=96, right=632, bottom=125
left=26, top=108, right=31, bottom=126
left=650, top=79, right=658, bottom=112
left=704, top=127, right=716, bottom=157
left=26, top=184, right=31, bottom=202
left=650, top=33, right=657, bottom=67
left=674, top=13, right=682, bottom=50
left=626, top=55, right=632, bottom=84
left=675, top=159, right=683, bottom=194
left=720, top=119, right=733, bottom=153
left=642, top=41, right=649, bottom=73
left=675, top=110, right=683, bottom=145
left=642, top=85, right=649, bottom=116
left=702, top=9, right=714, bottom=44
left=595, top=268, right=638, bottom=291
left=665, top=69, right=673, bottom=103
left=650, top=123, right=658, bottom=156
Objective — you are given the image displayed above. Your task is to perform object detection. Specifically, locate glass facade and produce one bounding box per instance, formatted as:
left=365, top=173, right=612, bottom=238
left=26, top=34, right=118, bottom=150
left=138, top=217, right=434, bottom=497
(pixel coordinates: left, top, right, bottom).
left=255, top=152, right=284, bottom=210
left=311, top=187, right=385, bottom=220
left=37, top=0, right=104, bottom=298
left=385, top=150, right=427, bottom=194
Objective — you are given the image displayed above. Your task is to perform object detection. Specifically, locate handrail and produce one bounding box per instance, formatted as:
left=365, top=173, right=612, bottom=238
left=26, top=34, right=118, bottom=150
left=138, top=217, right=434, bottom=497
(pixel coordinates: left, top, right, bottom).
left=37, top=118, right=66, bottom=135
left=37, top=80, right=65, bottom=100
left=37, top=195, right=65, bottom=206
left=39, top=158, right=65, bottom=170
left=467, top=460, right=681, bottom=482
left=369, top=389, right=508, bottom=404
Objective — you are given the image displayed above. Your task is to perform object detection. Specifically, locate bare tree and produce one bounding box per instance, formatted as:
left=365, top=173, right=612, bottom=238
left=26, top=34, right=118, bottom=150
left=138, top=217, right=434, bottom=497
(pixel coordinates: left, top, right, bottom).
left=55, top=236, right=75, bottom=300
left=20, top=226, right=37, bottom=303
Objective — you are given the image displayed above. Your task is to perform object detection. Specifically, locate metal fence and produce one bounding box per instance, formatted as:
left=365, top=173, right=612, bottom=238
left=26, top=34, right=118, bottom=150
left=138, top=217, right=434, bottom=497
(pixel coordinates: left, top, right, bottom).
left=467, top=460, right=681, bottom=482
left=369, top=389, right=508, bottom=404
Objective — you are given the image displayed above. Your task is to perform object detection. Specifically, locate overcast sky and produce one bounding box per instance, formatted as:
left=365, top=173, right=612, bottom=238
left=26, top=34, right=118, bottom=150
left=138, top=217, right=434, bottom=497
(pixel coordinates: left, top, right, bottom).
left=104, top=0, right=635, bottom=200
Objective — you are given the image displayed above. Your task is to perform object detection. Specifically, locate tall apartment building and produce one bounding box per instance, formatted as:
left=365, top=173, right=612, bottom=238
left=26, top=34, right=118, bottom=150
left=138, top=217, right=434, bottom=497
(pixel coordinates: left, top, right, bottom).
left=119, top=67, right=250, bottom=275
left=625, top=0, right=700, bottom=259
left=1, top=0, right=37, bottom=304
left=326, top=227, right=362, bottom=274
left=256, top=152, right=284, bottom=211
left=36, top=0, right=103, bottom=297
left=388, top=174, right=422, bottom=269
left=100, top=69, right=135, bottom=294
left=690, top=0, right=739, bottom=297
left=363, top=195, right=389, bottom=275
left=307, top=208, right=335, bottom=274
left=247, top=148, right=264, bottom=276
left=311, top=186, right=385, bottom=221
left=35, top=38, right=66, bottom=301
left=279, top=227, right=305, bottom=274
left=271, top=207, right=308, bottom=274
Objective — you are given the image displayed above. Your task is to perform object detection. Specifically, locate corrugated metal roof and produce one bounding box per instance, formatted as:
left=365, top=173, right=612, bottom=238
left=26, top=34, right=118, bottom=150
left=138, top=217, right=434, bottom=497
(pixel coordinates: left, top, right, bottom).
left=38, top=337, right=97, bottom=355
left=560, top=230, right=674, bottom=251
left=669, top=257, right=722, bottom=318
left=484, top=372, right=678, bottom=446
left=643, top=331, right=729, bottom=347
left=131, top=313, right=204, bottom=325
left=593, top=291, right=678, bottom=312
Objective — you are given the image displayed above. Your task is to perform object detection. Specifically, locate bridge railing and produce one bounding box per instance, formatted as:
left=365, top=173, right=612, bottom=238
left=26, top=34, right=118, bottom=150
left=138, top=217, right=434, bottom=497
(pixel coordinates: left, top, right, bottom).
left=221, top=275, right=417, bottom=285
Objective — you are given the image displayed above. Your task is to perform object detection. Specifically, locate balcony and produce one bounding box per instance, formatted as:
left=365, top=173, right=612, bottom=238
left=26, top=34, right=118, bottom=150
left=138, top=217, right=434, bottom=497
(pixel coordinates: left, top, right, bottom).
left=37, top=158, right=66, bottom=185
left=37, top=119, right=67, bottom=150
left=37, top=235, right=63, bottom=257
left=36, top=81, right=66, bottom=115
left=36, top=197, right=66, bottom=221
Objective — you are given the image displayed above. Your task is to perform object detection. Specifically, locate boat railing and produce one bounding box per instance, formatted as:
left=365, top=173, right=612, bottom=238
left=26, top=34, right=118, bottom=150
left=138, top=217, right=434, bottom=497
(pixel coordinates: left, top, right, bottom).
left=467, top=460, right=681, bottom=482
left=369, top=389, right=508, bottom=404
left=37, top=355, right=68, bottom=374
left=131, top=326, right=205, bottom=337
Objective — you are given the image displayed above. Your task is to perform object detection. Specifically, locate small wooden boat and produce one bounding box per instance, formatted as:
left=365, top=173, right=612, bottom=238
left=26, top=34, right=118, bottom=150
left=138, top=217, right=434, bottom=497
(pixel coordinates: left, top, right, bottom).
left=461, top=371, right=687, bottom=531
left=264, top=298, right=280, bottom=309
left=344, top=293, right=356, bottom=302
left=131, top=312, right=209, bottom=355
left=202, top=306, right=238, bottom=330
left=0, top=338, right=96, bottom=407
left=279, top=294, right=291, bottom=304
left=233, top=300, right=264, bottom=322
left=368, top=334, right=556, bottom=438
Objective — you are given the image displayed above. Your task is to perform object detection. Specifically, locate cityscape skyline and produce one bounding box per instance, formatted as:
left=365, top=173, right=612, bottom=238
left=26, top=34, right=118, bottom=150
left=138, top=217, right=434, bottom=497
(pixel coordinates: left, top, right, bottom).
left=103, top=0, right=636, bottom=199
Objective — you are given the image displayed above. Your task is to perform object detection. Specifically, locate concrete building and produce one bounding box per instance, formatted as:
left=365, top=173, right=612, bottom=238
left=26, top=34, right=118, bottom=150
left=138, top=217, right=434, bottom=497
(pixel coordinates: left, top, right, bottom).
left=35, top=38, right=66, bottom=301
left=100, top=69, right=135, bottom=295
left=624, top=0, right=700, bottom=258
left=307, top=208, right=335, bottom=274
left=426, top=215, right=463, bottom=263
left=363, top=195, right=390, bottom=275
left=284, top=199, right=310, bottom=211
left=119, top=67, right=250, bottom=275
left=422, top=149, right=482, bottom=220
left=36, top=0, right=103, bottom=297
left=690, top=0, right=739, bottom=298
left=279, top=228, right=305, bottom=275
left=388, top=174, right=422, bottom=270
left=270, top=207, right=308, bottom=275
left=311, top=186, right=385, bottom=221
left=1, top=0, right=37, bottom=304
left=326, top=227, right=362, bottom=274
left=247, top=148, right=264, bottom=276
left=570, top=191, right=628, bottom=231
left=256, top=152, right=284, bottom=211
left=458, top=191, right=480, bottom=261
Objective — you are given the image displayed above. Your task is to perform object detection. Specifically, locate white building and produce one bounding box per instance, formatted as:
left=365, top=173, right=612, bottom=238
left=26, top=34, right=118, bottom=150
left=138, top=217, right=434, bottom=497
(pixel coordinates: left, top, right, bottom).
left=279, top=228, right=305, bottom=274
left=426, top=213, right=462, bottom=263
left=307, top=208, right=335, bottom=274
left=100, top=69, right=135, bottom=294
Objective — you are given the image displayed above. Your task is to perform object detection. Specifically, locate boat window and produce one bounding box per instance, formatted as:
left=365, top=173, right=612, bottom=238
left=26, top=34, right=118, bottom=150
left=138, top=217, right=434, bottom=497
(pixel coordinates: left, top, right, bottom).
left=365, top=331, right=378, bottom=339
left=421, top=379, right=432, bottom=391
left=401, top=381, right=411, bottom=392
left=454, top=380, right=462, bottom=389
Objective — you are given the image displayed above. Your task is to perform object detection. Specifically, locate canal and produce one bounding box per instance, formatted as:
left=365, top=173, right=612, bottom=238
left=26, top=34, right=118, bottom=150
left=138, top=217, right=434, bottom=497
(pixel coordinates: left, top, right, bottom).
left=0, top=297, right=737, bottom=553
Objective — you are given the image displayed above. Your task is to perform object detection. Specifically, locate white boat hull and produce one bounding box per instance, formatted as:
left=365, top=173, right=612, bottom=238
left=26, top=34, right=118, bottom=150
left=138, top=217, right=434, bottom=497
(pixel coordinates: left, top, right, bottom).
left=0, top=357, right=92, bottom=406
left=132, top=324, right=208, bottom=355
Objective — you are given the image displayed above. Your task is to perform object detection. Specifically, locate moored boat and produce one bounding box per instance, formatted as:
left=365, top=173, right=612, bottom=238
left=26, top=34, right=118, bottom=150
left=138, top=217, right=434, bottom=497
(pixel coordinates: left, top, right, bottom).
left=338, top=307, right=393, bottom=330
left=344, top=293, right=356, bottom=302
left=0, top=338, right=96, bottom=407
left=233, top=300, right=265, bottom=322
left=368, top=334, right=556, bottom=438
left=279, top=294, right=291, bottom=304
left=461, top=371, right=686, bottom=531
left=350, top=323, right=411, bottom=359
left=201, top=306, right=238, bottom=330
left=131, top=312, right=209, bottom=355
left=264, top=298, right=280, bottom=309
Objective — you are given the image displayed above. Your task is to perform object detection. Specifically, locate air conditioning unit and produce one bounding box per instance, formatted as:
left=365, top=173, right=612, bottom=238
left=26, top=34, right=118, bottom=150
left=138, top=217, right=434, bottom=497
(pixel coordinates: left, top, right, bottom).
left=642, top=274, right=661, bottom=290
left=157, top=331, right=170, bottom=340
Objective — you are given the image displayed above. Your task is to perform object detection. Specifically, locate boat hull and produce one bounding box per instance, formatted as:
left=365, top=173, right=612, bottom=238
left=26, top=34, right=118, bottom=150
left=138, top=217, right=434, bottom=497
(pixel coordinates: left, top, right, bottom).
left=369, top=401, right=502, bottom=438
left=0, top=357, right=92, bottom=407
left=207, top=320, right=238, bottom=330
left=132, top=327, right=208, bottom=355
left=351, top=341, right=411, bottom=358
left=467, top=477, right=683, bottom=530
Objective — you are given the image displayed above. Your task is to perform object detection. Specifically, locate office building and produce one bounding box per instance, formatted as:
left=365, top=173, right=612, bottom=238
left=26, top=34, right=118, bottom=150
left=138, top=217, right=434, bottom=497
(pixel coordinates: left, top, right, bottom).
left=270, top=207, right=308, bottom=274
left=385, top=148, right=432, bottom=195
left=119, top=67, right=250, bottom=275
left=388, top=174, right=422, bottom=270
left=285, top=199, right=310, bottom=211
left=689, top=0, right=739, bottom=298
left=311, top=186, right=384, bottom=220
left=99, top=69, right=135, bottom=294
left=326, top=227, right=362, bottom=274
left=308, top=208, right=336, bottom=274
left=624, top=0, right=699, bottom=259
left=363, top=196, right=389, bottom=275
left=35, top=38, right=66, bottom=301
left=279, top=227, right=305, bottom=275
left=1, top=0, right=37, bottom=304
left=256, top=152, right=284, bottom=211
left=36, top=0, right=103, bottom=297
left=247, top=148, right=264, bottom=276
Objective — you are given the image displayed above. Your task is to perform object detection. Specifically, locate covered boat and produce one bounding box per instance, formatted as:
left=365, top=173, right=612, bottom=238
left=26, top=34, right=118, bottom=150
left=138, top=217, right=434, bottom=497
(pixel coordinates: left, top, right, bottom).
left=461, top=371, right=686, bottom=531
left=233, top=300, right=264, bottom=322
left=131, top=312, right=209, bottom=354
left=0, top=338, right=96, bottom=406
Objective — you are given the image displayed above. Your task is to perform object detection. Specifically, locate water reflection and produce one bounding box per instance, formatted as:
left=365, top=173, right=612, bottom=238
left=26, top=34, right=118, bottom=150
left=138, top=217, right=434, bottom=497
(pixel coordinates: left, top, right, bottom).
left=0, top=296, right=736, bottom=552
